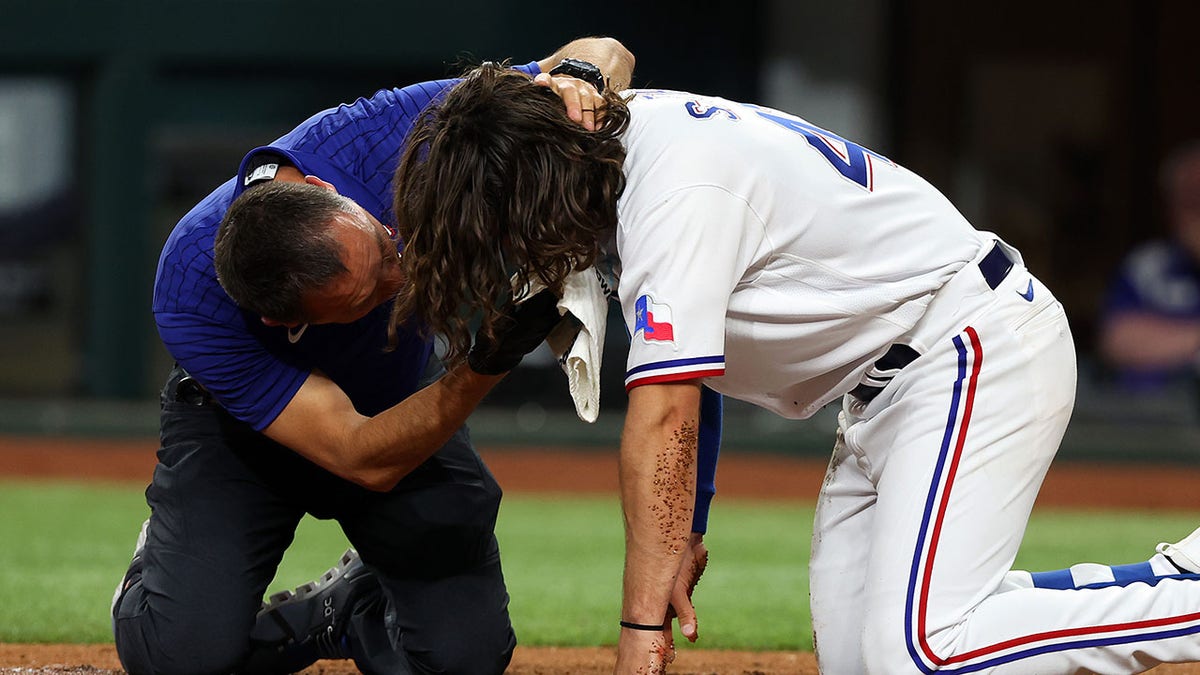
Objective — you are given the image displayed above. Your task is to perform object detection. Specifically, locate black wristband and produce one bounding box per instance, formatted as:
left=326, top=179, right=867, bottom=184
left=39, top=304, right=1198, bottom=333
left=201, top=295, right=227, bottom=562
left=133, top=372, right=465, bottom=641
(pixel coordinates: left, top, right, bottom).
left=467, top=289, right=563, bottom=375
left=549, top=57, right=606, bottom=94
left=619, top=619, right=666, bottom=632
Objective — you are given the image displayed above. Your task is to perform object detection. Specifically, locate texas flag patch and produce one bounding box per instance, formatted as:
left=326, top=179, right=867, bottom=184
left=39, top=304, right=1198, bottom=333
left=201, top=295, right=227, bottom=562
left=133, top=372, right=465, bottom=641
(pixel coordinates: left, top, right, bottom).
left=634, top=294, right=675, bottom=344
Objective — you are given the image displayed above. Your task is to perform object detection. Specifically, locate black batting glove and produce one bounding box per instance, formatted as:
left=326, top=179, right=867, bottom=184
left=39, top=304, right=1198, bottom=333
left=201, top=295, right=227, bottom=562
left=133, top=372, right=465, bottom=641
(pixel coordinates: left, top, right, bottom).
left=468, top=289, right=563, bottom=375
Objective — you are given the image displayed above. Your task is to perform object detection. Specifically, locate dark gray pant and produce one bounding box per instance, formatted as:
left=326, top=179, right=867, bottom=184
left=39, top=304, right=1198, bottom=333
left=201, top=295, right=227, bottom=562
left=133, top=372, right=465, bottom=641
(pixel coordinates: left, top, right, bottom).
left=112, top=366, right=515, bottom=675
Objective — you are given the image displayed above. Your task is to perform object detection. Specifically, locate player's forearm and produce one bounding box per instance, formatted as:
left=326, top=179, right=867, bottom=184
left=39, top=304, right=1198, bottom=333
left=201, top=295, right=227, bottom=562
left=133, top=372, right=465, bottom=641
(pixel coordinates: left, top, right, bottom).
left=341, top=365, right=502, bottom=490
left=537, top=36, right=635, bottom=92
left=619, top=384, right=700, bottom=625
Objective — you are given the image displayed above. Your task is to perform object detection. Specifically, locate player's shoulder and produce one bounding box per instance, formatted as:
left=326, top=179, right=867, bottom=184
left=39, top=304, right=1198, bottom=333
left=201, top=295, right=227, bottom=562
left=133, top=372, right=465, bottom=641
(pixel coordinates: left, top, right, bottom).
left=627, top=89, right=767, bottom=123
left=625, top=89, right=765, bottom=154
left=626, top=89, right=733, bottom=108
left=626, top=90, right=738, bottom=128
left=619, top=91, right=760, bottom=203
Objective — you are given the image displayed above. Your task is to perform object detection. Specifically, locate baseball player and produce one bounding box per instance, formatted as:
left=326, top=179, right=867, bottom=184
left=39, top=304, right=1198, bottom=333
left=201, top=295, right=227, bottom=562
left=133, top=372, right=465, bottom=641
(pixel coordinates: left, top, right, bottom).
left=390, top=65, right=1200, bottom=674
left=110, top=39, right=633, bottom=675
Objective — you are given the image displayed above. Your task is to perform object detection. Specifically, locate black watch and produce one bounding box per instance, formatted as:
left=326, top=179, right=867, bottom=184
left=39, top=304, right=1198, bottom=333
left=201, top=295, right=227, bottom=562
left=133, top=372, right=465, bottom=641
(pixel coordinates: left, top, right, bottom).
left=548, top=57, right=606, bottom=94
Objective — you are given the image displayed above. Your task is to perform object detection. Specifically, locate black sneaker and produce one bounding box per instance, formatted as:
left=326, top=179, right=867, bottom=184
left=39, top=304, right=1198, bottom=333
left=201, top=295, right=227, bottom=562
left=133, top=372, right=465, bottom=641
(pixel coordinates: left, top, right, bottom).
left=242, top=549, right=381, bottom=674
left=111, top=518, right=150, bottom=626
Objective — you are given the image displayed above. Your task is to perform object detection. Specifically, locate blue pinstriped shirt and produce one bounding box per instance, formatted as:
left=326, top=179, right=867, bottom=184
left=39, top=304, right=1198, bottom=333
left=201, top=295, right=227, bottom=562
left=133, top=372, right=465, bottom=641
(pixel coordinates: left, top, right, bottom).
left=152, top=64, right=540, bottom=430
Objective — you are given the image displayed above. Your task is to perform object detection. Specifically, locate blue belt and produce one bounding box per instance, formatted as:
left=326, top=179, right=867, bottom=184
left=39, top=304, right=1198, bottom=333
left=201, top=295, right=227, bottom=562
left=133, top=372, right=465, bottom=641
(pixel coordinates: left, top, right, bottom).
left=978, top=240, right=1015, bottom=290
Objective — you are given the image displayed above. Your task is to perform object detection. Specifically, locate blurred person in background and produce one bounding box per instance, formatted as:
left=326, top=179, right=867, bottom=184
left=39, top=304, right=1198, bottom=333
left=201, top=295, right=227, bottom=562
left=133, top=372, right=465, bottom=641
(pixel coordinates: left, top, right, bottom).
left=1099, top=142, right=1200, bottom=394
left=109, top=38, right=633, bottom=675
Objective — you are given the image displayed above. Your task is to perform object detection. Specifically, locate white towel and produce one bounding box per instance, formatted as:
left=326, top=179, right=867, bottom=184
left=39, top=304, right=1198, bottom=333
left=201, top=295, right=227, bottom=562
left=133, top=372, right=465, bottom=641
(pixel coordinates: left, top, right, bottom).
left=517, top=267, right=611, bottom=422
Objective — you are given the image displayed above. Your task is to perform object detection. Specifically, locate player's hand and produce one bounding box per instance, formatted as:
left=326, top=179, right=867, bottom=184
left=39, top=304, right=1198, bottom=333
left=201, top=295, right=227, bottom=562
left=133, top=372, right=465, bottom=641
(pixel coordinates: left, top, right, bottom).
left=666, top=533, right=708, bottom=643
left=533, top=72, right=604, bottom=131
left=615, top=626, right=674, bottom=675
left=467, top=289, right=562, bottom=375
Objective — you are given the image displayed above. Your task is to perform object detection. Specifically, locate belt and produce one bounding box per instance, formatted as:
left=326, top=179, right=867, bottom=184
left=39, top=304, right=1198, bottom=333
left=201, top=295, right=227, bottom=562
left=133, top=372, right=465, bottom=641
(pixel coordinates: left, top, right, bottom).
left=850, top=241, right=1015, bottom=404
left=849, top=343, right=921, bottom=403
left=978, top=240, right=1015, bottom=290
left=174, top=374, right=214, bottom=406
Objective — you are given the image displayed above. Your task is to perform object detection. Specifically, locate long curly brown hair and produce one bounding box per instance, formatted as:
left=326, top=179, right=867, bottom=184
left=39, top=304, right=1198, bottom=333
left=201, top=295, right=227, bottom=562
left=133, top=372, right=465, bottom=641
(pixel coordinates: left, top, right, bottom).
left=392, top=63, right=629, bottom=365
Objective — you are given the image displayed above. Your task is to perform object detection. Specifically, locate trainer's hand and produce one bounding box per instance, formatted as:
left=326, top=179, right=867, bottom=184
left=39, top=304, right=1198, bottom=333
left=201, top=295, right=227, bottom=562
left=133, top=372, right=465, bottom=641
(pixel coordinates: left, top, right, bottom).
left=534, top=72, right=604, bottom=131
left=468, top=289, right=563, bottom=375
left=667, top=533, right=708, bottom=643
left=615, top=627, right=673, bottom=675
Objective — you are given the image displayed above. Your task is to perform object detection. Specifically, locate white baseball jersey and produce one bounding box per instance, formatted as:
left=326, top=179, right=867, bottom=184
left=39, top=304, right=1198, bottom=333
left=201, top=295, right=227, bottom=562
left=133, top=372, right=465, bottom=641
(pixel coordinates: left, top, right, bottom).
left=613, top=90, right=1200, bottom=674
left=614, top=90, right=988, bottom=417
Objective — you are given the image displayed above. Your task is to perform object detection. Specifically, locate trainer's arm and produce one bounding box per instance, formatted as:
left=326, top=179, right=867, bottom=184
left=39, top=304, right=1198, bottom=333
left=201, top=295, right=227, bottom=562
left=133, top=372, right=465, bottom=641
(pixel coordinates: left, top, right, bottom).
left=536, top=36, right=635, bottom=92
left=264, top=365, right=502, bottom=492
left=262, top=288, right=560, bottom=492
left=615, top=381, right=703, bottom=673
left=532, top=36, right=635, bottom=130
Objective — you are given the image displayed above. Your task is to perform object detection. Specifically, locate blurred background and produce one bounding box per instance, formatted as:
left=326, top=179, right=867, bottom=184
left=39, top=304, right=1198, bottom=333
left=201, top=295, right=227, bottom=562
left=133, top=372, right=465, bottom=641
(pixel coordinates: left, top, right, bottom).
left=1, top=0, right=1199, bottom=461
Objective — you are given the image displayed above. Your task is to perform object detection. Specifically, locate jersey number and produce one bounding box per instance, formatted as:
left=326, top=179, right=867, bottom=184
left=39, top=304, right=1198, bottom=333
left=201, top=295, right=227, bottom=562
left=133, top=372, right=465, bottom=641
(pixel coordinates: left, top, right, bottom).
left=752, top=108, right=891, bottom=191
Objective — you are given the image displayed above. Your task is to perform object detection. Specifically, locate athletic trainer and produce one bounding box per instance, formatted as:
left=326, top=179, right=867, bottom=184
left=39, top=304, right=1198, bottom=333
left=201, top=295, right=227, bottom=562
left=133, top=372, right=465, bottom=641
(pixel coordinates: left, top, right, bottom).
left=111, top=39, right=632, bottom=675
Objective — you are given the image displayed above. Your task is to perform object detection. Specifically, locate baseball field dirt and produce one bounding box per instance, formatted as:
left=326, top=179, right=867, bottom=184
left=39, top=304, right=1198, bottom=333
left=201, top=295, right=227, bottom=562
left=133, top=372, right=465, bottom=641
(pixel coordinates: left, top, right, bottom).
left=3, top=435, right=1200, bottom=674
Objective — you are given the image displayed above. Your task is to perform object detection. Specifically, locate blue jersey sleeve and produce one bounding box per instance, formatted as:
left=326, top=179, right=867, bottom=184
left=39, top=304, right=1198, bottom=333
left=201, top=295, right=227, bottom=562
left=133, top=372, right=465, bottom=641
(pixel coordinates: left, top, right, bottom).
left=277, top=60, right=540, bottom=179
left=514, top=60, right=542, bottom=76
left=234, top=62, right=543, bottom=216
left=692, top=386, right=722, bottom=534
left=156, top=309, right=308, bottom=431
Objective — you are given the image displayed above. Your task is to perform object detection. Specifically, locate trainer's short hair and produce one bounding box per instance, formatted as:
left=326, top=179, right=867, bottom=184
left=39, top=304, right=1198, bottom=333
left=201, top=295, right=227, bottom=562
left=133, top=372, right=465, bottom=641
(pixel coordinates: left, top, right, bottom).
left=214, top=181, right=351, bottom=323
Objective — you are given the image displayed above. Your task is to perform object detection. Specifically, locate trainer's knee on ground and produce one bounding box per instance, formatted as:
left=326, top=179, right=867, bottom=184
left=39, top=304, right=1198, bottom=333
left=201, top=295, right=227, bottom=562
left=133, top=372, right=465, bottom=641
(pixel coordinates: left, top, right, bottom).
left=414, top=641, right=514, bottom=675
left=410, top=620, right=514, bottom=675
left=115, top=610, right=252, bottom=675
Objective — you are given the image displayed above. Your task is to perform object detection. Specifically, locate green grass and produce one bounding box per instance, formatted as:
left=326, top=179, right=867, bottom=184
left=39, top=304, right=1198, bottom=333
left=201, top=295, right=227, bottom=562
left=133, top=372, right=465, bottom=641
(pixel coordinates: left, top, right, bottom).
left=0, top=480, right=1196, bottom=650
left=498, top=496, right=811, bottom=649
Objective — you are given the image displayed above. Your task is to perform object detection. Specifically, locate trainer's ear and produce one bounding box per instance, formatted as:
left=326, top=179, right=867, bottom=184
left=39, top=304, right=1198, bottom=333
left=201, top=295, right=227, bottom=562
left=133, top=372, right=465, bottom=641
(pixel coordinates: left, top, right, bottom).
left=304, top=175, right=338, bottom=193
